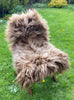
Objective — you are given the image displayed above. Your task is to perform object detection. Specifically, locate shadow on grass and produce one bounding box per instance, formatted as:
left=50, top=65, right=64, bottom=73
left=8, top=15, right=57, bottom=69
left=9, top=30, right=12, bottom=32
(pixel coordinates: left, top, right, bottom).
left=18, top=74, right=71, bottom=100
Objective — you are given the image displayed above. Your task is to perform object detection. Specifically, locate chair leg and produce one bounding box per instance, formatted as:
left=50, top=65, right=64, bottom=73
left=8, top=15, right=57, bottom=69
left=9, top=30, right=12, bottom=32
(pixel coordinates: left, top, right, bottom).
left=52, top=75, right=57, bottom=82
left=14, top=72, right=18, bottom=76
left=28, top=87, right=33, bottom=96
left=14, top=72, right=33, bottom=96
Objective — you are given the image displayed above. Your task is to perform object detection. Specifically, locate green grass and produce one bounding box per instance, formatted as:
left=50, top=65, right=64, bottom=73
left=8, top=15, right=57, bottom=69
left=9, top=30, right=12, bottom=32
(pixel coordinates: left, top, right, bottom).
left=0, top=8, right=74, bottom=100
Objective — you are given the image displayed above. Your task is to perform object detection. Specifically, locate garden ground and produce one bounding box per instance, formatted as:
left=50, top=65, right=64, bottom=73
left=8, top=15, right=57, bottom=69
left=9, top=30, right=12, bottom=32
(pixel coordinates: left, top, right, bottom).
left=0, top=8, right=74, bottom=100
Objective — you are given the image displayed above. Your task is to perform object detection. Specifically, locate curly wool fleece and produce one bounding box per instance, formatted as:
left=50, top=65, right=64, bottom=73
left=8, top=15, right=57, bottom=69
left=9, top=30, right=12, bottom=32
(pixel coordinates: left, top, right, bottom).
left=6, top=9, right=70, bottom=88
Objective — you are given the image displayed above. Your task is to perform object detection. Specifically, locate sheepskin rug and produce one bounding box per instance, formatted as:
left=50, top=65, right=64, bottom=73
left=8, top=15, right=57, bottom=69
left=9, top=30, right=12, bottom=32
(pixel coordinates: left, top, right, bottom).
left=5, top=9, right=70, bottom=88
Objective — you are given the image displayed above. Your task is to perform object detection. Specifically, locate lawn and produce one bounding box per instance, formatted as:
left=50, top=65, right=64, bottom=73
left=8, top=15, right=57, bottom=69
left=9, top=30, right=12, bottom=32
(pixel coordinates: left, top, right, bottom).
left=0, top=8, right=74, bottom=100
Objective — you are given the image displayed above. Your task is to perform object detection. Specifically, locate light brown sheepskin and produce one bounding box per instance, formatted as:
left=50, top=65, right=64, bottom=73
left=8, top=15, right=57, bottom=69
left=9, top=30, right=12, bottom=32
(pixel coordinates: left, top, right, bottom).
left=6, top=9, right=70, bottom=88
